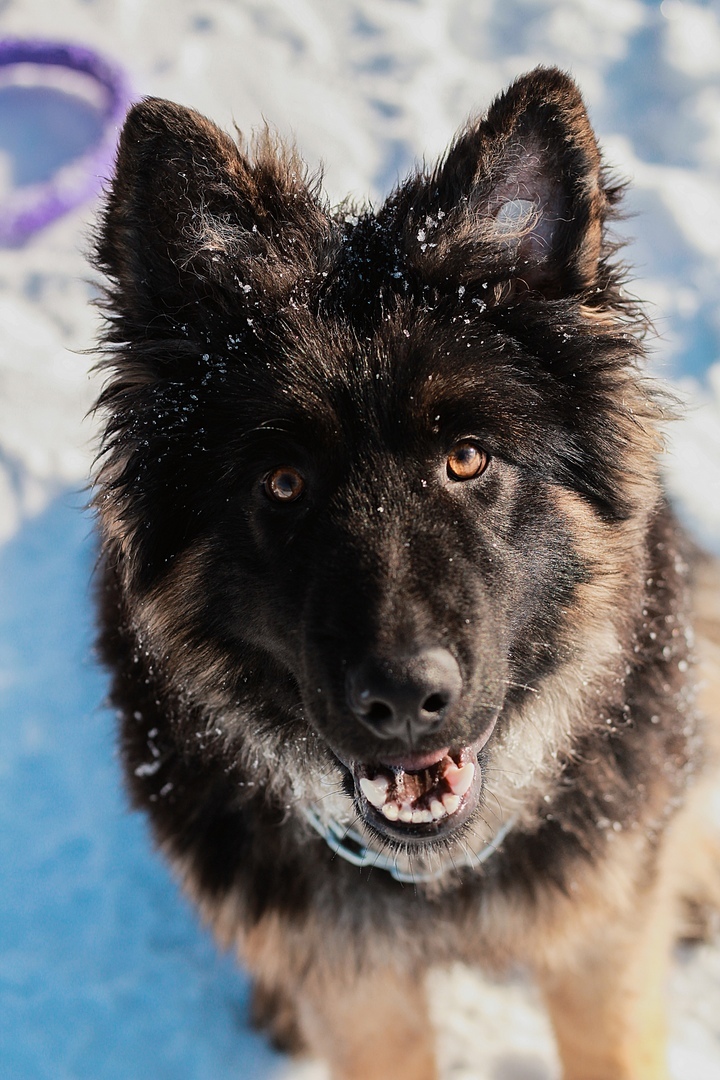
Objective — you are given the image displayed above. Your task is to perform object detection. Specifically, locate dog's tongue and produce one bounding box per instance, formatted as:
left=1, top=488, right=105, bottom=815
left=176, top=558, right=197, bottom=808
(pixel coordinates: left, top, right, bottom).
left=356, top=747, right=476, bottom=825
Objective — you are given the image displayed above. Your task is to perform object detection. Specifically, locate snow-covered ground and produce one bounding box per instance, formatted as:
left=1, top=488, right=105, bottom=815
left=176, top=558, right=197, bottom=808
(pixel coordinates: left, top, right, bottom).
left=1, top=1, right=719, bottom=1077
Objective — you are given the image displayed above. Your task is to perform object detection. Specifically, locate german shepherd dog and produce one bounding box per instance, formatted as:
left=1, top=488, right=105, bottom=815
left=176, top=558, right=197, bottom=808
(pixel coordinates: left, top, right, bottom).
left=92, top=68, right=720, bottom=1079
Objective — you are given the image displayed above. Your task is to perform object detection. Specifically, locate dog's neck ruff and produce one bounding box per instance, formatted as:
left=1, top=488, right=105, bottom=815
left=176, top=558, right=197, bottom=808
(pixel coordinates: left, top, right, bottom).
left=302, top=805, right=516, bottom=884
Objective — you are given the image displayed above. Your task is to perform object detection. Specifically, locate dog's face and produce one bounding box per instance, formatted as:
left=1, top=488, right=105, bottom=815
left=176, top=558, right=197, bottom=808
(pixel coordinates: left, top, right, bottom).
left=95, top=69, right=658, bottom=852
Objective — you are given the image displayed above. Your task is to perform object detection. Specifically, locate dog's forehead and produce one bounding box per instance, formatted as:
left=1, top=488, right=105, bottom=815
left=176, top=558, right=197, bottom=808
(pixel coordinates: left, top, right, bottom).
left=263, top=307, right=476, bottom=415
left=233, top=301, right=541, bottom=470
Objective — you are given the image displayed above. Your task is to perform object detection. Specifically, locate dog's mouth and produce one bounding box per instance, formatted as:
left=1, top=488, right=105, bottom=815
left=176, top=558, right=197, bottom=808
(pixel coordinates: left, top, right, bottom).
left=339, top=720, right=497, bottom=843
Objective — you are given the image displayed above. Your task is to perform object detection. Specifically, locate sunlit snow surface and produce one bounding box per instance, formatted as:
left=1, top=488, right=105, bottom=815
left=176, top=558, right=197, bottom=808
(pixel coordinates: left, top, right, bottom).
left=1, top=1, right=719, bottom=1078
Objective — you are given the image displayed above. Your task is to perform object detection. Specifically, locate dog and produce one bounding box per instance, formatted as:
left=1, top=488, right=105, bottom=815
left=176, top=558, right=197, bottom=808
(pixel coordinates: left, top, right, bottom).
left=92, top=67, right=720, bottom=1079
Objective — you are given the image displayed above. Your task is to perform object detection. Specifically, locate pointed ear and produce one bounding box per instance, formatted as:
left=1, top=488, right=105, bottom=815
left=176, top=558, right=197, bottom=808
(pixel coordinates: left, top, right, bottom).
left=416, top=68, right=611, bottom=298
left=95, top=98, right=330, bottom=328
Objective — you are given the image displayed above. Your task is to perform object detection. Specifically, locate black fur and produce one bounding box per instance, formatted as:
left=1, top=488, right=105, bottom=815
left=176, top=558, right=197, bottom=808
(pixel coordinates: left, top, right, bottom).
left=92, top=67, right=702, bottom=1072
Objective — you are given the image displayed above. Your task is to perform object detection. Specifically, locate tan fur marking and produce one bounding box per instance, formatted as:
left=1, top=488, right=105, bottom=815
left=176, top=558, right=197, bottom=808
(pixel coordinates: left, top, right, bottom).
left=537, top=757, right=720, bottom=1080
left=694, top=555, right=720, bottom=733
left=537, top=886, right=672, bottom=1080
left=238, top=912, right=437, bottom=1079
left=298, top=968, right=436, bottom=1080
left=485, top=485, right=647, bottom=826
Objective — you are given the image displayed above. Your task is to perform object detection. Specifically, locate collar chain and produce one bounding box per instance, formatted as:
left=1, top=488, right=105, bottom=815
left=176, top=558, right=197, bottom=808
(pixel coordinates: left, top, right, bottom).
left=302, top=805, right=516, bottom=884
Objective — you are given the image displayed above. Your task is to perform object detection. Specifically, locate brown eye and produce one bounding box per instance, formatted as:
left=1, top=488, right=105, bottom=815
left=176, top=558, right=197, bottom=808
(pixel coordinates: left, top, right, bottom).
left=264, top=466, right=305, bottom=503
left=446, top=441, right=488, bottom=481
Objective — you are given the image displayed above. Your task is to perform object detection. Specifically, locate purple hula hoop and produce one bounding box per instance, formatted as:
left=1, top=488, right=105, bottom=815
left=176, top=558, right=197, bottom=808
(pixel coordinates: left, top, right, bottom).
left=0, top=39, right=131, bottom=246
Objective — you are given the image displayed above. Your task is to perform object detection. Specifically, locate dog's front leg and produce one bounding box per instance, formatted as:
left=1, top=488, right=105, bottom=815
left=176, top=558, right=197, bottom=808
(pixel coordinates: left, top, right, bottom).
left=535, top=883, right=673, bottom=1080
left=297, top=964, right=438, bottom=1080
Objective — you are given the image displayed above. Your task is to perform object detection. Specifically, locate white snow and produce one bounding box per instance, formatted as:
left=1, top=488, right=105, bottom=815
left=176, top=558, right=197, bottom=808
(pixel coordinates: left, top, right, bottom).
left=1, top=1, right=719, bottom=1078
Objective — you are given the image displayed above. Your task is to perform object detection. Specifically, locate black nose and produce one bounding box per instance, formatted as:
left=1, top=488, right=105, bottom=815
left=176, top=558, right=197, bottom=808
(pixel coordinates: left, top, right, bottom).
left=346, top=648, right=462, bottom=743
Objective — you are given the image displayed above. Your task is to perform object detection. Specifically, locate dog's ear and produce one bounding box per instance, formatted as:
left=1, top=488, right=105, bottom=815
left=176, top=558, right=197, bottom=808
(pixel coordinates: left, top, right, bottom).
left=409, top=68, right=610, bottom=298
left=96, top=98, right=330, bottom=328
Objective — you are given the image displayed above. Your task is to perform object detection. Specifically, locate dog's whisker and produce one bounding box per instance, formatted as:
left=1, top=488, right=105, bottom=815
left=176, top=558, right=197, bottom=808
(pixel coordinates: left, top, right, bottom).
left=502, top=680, right=540, bottom=694
left=480, top=790, right=505, bottom=824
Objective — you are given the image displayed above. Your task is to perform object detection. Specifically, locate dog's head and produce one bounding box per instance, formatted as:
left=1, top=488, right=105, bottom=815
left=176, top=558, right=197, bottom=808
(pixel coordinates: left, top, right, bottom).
left=95, top=68, right=660, bottom=853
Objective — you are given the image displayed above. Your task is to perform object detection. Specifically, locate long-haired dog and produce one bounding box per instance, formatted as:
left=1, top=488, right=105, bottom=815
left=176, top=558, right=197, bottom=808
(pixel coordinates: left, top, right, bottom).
left=92, top=68, right=720, bottom=1079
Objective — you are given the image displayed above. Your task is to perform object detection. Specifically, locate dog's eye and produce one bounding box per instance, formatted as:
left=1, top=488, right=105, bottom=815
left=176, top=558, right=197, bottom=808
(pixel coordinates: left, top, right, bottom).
left=264, top=467, right=305, bottom=503
left=446, top=441, right=488, bottom=481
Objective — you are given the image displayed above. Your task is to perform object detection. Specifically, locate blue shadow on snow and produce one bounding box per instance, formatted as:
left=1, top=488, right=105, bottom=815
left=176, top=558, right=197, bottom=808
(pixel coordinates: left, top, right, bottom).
left=0, top=496, right=283, bottom=1080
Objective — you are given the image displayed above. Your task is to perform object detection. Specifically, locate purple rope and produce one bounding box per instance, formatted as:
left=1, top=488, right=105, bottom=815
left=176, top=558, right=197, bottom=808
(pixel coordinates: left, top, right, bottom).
left=0, top=39, right=131, bottom=246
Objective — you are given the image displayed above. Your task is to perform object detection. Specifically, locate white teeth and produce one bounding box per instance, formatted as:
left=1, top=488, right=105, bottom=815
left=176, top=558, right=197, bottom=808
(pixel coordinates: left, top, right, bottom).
left=360, top=757, right=475, bottom=827
left=359, top=775, right=389, bottom=808
left=445, top=761, right=475, bottom=797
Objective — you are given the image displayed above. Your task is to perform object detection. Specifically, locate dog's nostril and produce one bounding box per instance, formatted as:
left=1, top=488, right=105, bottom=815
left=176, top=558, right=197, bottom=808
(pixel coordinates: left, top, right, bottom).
left=365, top=701, right=393, bottom=723
left=422, top=692, right=447, bottom=715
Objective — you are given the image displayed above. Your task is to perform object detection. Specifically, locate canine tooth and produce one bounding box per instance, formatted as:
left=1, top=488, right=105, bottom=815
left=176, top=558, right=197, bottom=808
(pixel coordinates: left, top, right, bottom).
left=359, top=776, right=389, bottom=808
left=430, top=799, right=446, bottom=820
left=442, top=793, right=461, bottom=815
left=382, top=803, right=400, bottom=821
left=399, top=807, right=413, bottom=823
left=445, top=761, right=475, bottom=797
